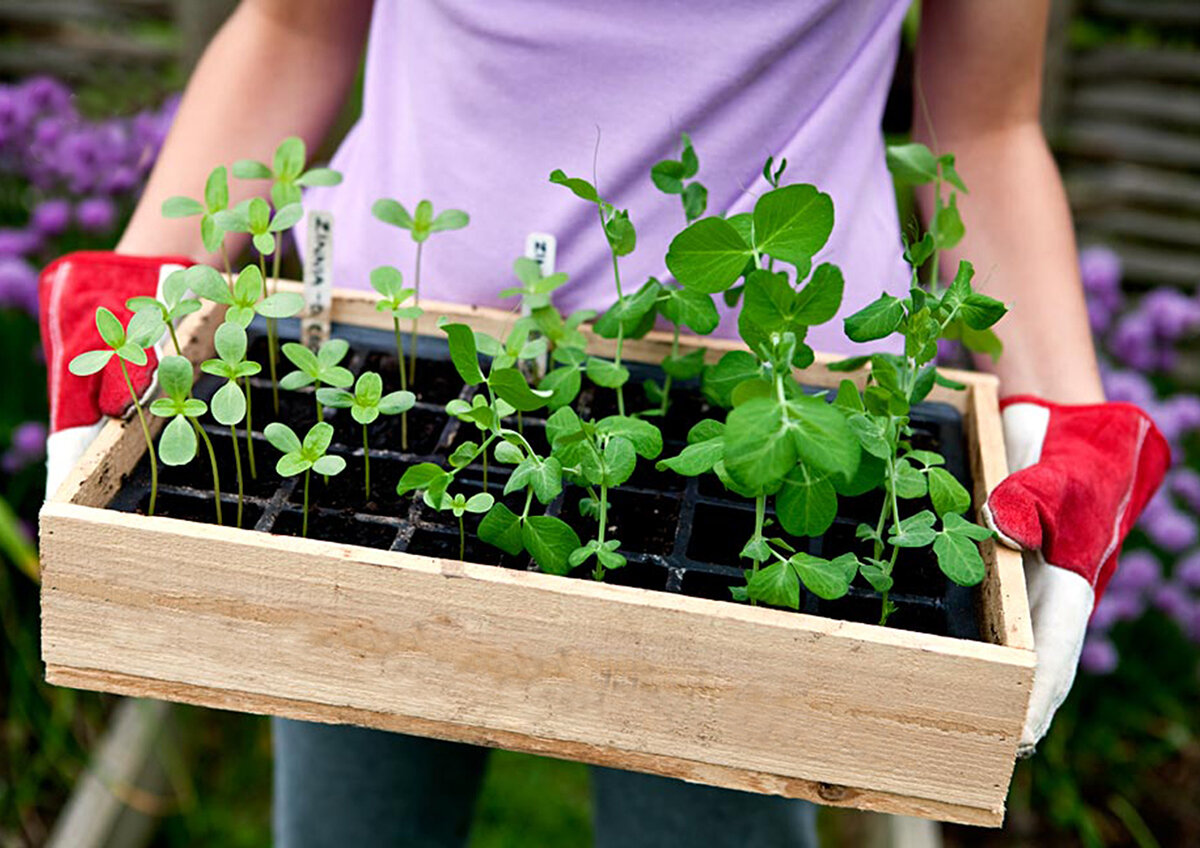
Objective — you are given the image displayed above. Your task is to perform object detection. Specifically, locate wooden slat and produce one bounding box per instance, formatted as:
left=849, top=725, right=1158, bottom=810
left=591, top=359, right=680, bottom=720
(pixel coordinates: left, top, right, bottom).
left=1071, top=47, right=1200, bottom=84
left=1076, top=207, right=1200, bottom=249
left=1060, top=120, right=1200, bottom=171
left=1072, top=82, right=1200, bottom=131
left=41, top=503, right=1032, bottom=827
left=1066, top=164, right=1200, bottom=216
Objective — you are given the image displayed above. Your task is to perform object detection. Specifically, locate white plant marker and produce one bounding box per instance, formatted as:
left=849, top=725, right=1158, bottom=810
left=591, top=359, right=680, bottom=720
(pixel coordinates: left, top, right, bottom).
left=302, top=210, right=334, bottom=351
left=524, top=232, right=556, bottom=377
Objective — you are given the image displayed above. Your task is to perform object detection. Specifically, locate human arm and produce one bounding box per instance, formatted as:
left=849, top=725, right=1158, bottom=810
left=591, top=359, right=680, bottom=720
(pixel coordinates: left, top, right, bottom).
left=117, top=0, right=373, bottom=260
left=913, top=0, right=1103, bottom=405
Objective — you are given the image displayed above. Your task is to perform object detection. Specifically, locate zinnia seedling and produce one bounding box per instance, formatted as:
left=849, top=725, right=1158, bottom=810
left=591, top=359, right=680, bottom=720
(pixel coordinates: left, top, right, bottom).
left=149, top=355, right=223, bottom=525
left=161, top=165, right=234, bottom=278
left=372, top=197, right=469, bottom=385
left=316, top=371, right=414, bottom=500
left=201, top=321, right=261, bottom=528
left=232, top=136, right=343, bottom=210
left=264, top=421, right=346, bottom=538
left=426, top=489, right=495, bottom=561
left=369, top=265, right=422, bottom=449
left=191, top=264, right=303, bottom=477
left=280, top=338, right=354, bottom=422
left=126, top=267, right=202, bottom=355
left=68, top=306, right=166, bottom=514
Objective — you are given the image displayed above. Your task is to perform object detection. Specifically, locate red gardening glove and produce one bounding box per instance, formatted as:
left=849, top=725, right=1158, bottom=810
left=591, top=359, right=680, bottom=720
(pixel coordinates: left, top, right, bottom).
left=983, top=395, right=1169, bottom=755
left=40, top=251, right=192, bottom=498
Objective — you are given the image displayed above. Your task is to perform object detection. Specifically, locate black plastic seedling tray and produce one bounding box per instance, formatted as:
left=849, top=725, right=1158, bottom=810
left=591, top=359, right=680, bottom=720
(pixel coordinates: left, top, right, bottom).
left=109, top=320, right=980, bottom=641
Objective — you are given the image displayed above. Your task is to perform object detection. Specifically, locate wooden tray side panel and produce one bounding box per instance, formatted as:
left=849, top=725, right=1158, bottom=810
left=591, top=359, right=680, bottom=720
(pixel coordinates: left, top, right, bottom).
left=41, top=504, right=1032, bottom=824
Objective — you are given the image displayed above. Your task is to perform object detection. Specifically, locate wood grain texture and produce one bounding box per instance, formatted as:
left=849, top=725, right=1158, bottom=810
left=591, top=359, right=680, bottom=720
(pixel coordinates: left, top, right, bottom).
left=41, top=285, right=1034, bottom=826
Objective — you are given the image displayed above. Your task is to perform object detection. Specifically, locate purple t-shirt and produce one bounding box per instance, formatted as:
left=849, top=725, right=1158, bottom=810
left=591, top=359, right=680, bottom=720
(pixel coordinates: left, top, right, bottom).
left=303, top=0, right=911, bottom=354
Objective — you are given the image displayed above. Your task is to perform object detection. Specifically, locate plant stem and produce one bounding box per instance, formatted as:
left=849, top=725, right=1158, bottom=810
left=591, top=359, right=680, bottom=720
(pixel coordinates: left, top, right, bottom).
left=230, top=424, right=244, bottom=529
left=363, top=423, right=371, bottom=501
left=302, top=468, right=310, bottom=537
left=409, top=242, right=423, bottom=386
left=458, top=513, right=465, bottom=561
left=243, top=375, right=257, bottom=479
left=267, top=321, right=280, bottom=414
left=220, top=245, right=234, bottom=291
left=482, top=448, right=488, bottom=490
left=660, top=323, right=681, bottom=416
left=167, top=322, right=182, bottom=356
left=118, top=359, right=157, bottom=516
left=191, top=419, right=222, bottom=526
left=593, top=482, right=610, bottom=582
left=393, top=316, right=409, bottom=450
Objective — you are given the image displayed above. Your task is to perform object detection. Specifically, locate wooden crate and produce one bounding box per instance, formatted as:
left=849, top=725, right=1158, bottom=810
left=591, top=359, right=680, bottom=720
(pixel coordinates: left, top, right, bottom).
left=40, top=286, right=1034, bottom=827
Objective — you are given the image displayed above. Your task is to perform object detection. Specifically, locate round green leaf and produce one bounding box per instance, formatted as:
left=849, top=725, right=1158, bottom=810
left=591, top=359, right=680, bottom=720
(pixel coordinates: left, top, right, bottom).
left=312, top=454, right=346, bottom=476
left=752, top=184, right=834, bottom=267
left=258, top=291, right=304, bottom=319
left=161, top=196, right=204, bottom=218
left=430, top=209, right=469, bottom=232
left=273, top=136, right=306, bottom=180
left=269, top=203, right=303, bottom=232
left=95, top=307, right=125, bottom=348
left=264, top=422, right=302, bottom=454
left=369, top=265, right=406, bottom=299
left=159, top=415, right=198, bottom=466
left=665, top=217, right=753, bottom=294
left=69, top=349, right=113, bottom=376
left=213, top=321, right=248, bottom=364
left=276, top=453, right=311, bottom=477
left=296, top=167, right=343, bottom=187
left=211, top=380, right=246, bottom=426
left=157, top=355, right=194, bottom=401
left=357, top=373, right=385, bottom=406
left=316, top=387, right=354, bottom=408
left=377, top=391, right=415, bottom=415
left=522, top=515, right=582, bottom=576
left=372, top=199, right=414, bottom=229
left=231, top=159, right=272, bottom=180
left=302, top=421, right=334, bottom=456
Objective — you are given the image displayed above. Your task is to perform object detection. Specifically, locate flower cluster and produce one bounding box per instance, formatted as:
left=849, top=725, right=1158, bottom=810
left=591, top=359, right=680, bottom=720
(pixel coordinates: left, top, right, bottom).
left=0, top=76, right=177, bottom=317
left=1079, top=245, right=1200, bottom=672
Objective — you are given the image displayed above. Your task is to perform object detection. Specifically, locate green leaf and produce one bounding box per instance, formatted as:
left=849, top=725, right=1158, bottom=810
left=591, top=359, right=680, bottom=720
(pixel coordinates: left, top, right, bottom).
left=682, top=182, right=707, bottom=222
left=115, top=342, right=147, bottom=366
left=494, top=441, right=524, bottom=465
left=928, top=467, right=971, bottom=516
left=161, top=196, right=204, bottom=218
left=539, top=364, right=582, bottom=411
left=722, top=397, right=795, bottom=494
left=396, top=463, right=450, bottom=496
left=377, top=390, right=415, bottom=415
left=96, top=307, right=125, bottom=348
left=859, top=559, right=893, bottom=594
left=158, top=415, right=197, bottom=466
left=661, top=348, right=706, bottom=380
left=126, top=309, right=165, bottom=349
left=889, top=510, right=938, bottom=548
left=602, top=436, right=637, bottom=487
left=302, top=421, right=334, bottom=456
left=585, top=357, right=629, bottom=390
left=943, top=511, right=993, bottom=542
left=463, top=492, right=493, bottom=514
left=891, top=459, right=928, bottom=499
left=273, top=136, right=305, bottom=180
left=372, top=199, right=414, bottom=229
left=252, top=232, right=275, bottom=255
left=430, top=209, right=469, bottom=232
left=933, top=533, right=986, bottom=586
left=933, top=197, right=964, bottom=250
left=602, top=208, right=636, bottom=257
left=790, top=552, right=855, bottom=601
left=596, top=416, right=662, bottom=460
left=277, top=453, right=311, bottom=477
left=665, top=217, right=753, bottom=294
left=885, top=143, right=939, bottom=185
left=442, top=322, right=485, bottom=385
left=282, top=342, right=319, bottom=375
left=793, top=263, right=844, bottom=324
left=593, top=279, right=661, bottom=339
left=656, top=434, right=723, bottom=476
left=548, top=169, right=599, bottom=202
left=746, top=561, right=800, bottom=609
left=211, top=322, right=245, bottom=365
left=844, top=294, right=905, bottom=342
left=264, top=422, right=301, bottom=454
left=231, top=159, right=272, bottom=180
left=312, top=454, right=346, bottom=476
left=211, top=380, right=247, bottom=426
left=295, top=167, right=342, bottom=187
left=523, top=516, right=582, bottom=576
left=659, top=287, right=719, bottom=335
left=479, top=502, right=525, bottom=555
left=269, top=203, right=303, bottom=232
left=776, top=465, right=837, bottom=537
left=69, top=349, right=113, bottom=376
left=489, top=368, right=552, bottom=411
left=156, top=355, right=192, bottom=401
left=701, top=350, right=759, bottom=408
left=316, top=387, right=354, bottom=409
left=650, top=158, right=685, bottom=194
left=506, top=456, right=563, bottom=505
left=787, top=394, right=860, bottom=480
left=959, top=293, right=1008, bottom=331
left=752, top=184, right=834, bottom=267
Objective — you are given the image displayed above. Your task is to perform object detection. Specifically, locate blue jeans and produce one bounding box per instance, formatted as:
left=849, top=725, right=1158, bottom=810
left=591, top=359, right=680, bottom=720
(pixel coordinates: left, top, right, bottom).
left=273, top=719, right=818, bottom=847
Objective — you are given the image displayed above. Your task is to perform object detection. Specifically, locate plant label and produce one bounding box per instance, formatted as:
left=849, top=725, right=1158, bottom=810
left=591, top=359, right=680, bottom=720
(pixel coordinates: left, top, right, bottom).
left=302, top=210, right=334, bottom=350
left=524, top=232, right=556, bottom=376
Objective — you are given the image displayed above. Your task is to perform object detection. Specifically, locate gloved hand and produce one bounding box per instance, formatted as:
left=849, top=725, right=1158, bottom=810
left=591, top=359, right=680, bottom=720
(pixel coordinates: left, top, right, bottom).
left=40, top=251, right=192, bottom=499
left=983, top=395, right=1169, bottom=756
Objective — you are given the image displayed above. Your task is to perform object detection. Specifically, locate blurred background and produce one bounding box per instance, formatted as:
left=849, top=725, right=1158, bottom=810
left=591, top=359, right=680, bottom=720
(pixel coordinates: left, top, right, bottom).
left=1, top=1, right=1198, bottom=846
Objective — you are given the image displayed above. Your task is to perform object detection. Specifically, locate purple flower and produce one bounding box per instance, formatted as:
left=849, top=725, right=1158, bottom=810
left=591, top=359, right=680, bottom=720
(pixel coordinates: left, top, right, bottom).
left=0, top=85, right=36, bottom=149
left=1178, top=551, right=1200, bottom=590
left=1101, top=368, right=1155, bottom=408
left=0, top=227, right=42, bottom=258
left=1141, top=289, right=1200, bottom=342
left=0, top=257, right=38, bottom=315
left=1080, top=246, right=1122, bottom=296
left=18, top=76, right=72, bottom=117
left=30, top=198, right=71, bottom=237
left=1080, top=635, right=1119, bottom=675
left=1151, top=395, right=1200, bottom=444
left=1110, top=549, right=1162, bottom=593
left=1143, top=507, right=1198, bottom=553
left=1170, top=468, right=1200, bottom=513
left=1, top=420, right=47, bottom=474
left=1153, top=582, right=1193, bottom=624
left=1092, top=589, right=1146, bottom=630
left=75, top=196, right=117, bottom=233
left=1110, top=311, right=1161, bottom=371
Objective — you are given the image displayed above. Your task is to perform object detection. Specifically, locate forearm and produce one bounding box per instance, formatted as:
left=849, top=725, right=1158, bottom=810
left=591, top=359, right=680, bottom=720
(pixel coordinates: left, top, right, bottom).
left=916, top=122, right=1105, bottom=404
left=117, top=0, right=370, bottom=260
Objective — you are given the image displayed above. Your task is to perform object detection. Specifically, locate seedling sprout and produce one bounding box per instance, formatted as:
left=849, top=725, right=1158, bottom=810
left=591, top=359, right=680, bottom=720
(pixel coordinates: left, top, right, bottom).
left=201, top=321, right=261, bottom=527
left=316, top=371, right=414, bottom=499
left=149, top=354, right=223, bottom=524
left=264, top=421, right=346, bottom=537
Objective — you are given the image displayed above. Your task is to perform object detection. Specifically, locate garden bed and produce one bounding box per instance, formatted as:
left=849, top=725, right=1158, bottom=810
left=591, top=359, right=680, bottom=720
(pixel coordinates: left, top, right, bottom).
left=41, top=286, right=1034, bottom=827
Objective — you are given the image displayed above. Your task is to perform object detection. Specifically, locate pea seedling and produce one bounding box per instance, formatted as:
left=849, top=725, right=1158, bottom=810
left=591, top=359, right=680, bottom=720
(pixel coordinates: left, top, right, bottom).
left=316, top=371, right=414, bottom=499
left=426, top=489, right=495, bottom=561
left=372, top=197, right=469, bottom=384
left=126, top=268, right=201, bottom=355
left=201, top=321, right=261, bottom=527
left=369, top=265, right=422, bottom=449
left=548, top=168, right=637, bottom=415
left=264, top=421, right=346, bottom=537
left=68, top=307, right=166, bottom=514
left=149, top=355, right=223, bottom=524
left=279, top=339, right=354, bottom=421
left=232, top=136, right=343, bottom=210
left=161, top=165, right=234, bottom=279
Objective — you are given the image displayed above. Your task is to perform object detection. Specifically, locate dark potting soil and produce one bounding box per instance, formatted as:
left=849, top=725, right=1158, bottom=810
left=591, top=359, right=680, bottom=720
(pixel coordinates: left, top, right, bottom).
left=107, top=318, right=981, bottom=642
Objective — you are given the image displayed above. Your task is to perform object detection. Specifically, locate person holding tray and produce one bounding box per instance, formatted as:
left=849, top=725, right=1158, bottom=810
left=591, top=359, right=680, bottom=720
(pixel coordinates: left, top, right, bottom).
left=40, top=1, right=1168, bottom=845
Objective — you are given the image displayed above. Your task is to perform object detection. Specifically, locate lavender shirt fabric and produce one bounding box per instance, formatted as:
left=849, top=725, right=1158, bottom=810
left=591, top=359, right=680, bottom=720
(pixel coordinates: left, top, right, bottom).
left=302, top=0, right=912, bottom=355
